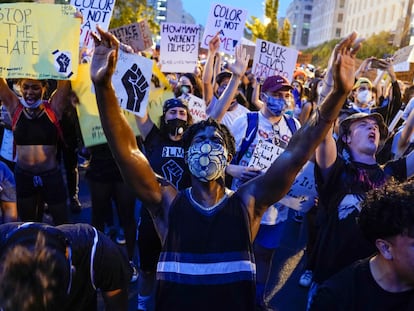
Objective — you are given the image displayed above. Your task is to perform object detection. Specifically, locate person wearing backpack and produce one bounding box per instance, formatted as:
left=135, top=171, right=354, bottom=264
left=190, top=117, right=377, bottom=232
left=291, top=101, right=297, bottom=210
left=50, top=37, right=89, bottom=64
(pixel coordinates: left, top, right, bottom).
left=227, top=75, right=305, bottom=309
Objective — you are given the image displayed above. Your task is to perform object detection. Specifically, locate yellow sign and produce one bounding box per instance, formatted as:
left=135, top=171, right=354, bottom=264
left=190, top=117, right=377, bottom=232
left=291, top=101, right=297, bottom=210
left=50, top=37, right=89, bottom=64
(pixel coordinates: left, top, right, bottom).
left=0, top=3, right=80, bottom=79
left=72, top=63, right=175, bottom=147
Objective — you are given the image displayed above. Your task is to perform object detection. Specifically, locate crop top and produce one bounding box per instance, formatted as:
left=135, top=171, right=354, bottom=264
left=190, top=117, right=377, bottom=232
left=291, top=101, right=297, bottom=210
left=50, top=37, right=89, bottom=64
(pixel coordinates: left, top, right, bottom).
left=13, top=107, right=59, bottom=146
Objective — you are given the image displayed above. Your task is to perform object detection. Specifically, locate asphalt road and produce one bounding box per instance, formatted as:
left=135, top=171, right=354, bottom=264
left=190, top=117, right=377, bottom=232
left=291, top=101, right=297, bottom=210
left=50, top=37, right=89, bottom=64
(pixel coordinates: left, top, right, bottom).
left=72, top=169, right=310, bottom=311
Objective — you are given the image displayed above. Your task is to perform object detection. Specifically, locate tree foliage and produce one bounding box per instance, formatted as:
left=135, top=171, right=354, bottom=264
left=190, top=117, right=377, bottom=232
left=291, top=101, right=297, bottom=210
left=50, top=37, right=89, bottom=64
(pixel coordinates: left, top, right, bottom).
left=303, top=31, right=397, bottom=68
left=109, top=0, right=159, bottom=35
left=245, top=0, right=291, bottom=46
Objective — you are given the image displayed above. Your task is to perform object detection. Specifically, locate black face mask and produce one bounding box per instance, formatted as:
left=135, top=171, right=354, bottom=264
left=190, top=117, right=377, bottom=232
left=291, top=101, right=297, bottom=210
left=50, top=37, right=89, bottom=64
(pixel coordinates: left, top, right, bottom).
left=166, top=118, right=188, bottom=136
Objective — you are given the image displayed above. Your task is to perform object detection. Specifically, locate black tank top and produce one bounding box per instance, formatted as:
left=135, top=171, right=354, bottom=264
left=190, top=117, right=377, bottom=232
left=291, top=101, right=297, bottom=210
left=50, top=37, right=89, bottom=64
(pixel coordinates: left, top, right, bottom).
left=156, top=189, right=256, bottom=311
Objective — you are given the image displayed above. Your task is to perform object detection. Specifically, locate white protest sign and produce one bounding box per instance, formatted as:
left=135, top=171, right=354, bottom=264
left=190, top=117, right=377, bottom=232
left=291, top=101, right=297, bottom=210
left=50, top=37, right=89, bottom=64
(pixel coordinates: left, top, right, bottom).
left=248, top=140, right=317, bottom=213
left=109, top=20, right=153, bottom=52
left=278, top=161, right=317, bottom=213
left=112, top=50, right=154, bottom=117
left=392, top=45, right=414, bottom=72
left=70, top=0, right=115, bottom=50
left=181, top=93, right=207, bottom=123
left=160, top=23, right=201, bottom=73
left=201, top=3, right=247, bottom=55
left=252, top=39, right=299, bottom=82
left=248, top=139, right=285, bottom=171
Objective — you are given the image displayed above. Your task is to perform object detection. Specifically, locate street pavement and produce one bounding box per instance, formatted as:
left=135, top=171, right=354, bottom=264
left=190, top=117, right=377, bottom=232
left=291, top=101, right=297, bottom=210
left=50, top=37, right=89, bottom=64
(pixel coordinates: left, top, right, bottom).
left=72, top=169, right=310, bottom=311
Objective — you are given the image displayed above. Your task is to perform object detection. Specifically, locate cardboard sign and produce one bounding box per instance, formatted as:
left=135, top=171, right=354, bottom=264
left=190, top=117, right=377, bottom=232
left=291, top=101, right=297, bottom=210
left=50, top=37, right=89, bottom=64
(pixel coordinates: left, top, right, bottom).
left=0, top=3, right=80, bottom=79
left=72, top=63, right=140, bottom=147
left=160, top=22, right=200, bottom=73
left=278, top=161, right=317, bottom=213
left=392, top=45, right=414, bottom=72
left=248, top=139, right=285, bottom=171
left=180, top=93, right=207, bottom=123
left=109, top=20, right=153, bottom=52
left=252, top=39, right=299, bottom=82
left=248, top=140, right=316, bottom=213
left=73, top=62, right=176, bottom=147
left=201, top=3, right=247, bottom=55
left=112, top=50, right=154, bottom=117
left=70, top=0, right=115, bottom=51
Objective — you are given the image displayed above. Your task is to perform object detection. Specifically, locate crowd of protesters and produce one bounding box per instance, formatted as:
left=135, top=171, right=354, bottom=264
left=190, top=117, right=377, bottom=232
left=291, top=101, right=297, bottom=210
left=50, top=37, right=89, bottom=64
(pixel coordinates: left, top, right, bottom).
left=0, top=7, right=414, bottom=311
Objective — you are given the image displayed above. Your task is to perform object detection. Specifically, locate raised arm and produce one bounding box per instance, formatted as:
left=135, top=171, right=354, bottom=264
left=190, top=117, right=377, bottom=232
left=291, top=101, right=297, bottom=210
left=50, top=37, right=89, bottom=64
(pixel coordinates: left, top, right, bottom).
left=90, top=26, right=162, bottom=205
left=202, top=33, right=220, bottom=105
left=238, top=32, right=361, bottom=232
left=207, top=45, right=249, bottom=121
left=0, top=78, right=19, bottom=116
left=50, top=80, right=72, bottom=119
left=395, top=108, right=414, bottom=158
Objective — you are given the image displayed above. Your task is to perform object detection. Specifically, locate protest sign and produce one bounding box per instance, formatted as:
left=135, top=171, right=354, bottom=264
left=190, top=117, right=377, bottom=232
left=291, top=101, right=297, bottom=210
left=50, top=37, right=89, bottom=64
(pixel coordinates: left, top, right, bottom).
left=73, top=62, right=175, bottom=146
left=0, top=3, right=80, bottom=79
left=252, top=39, right=299, bottom=82
left=109, top=20, right=153, bottom=52
left=392, top=45, right=414, bottom=72
left=112, top=50, right=153, bottom=117
left=201, top=3, right=247, bottom=55
left=248, top=140, right=316, bottom=213
left=72, top=63, right=140, bottom=147
left=248, top=139, right=285, bottom=171
left=278, top=161, right=316, bottom=213
left=160, top=22, right=200, bottom=73
left=70, top=0, right=115, bottom=51
left=180, top=93, right=207, bottom=123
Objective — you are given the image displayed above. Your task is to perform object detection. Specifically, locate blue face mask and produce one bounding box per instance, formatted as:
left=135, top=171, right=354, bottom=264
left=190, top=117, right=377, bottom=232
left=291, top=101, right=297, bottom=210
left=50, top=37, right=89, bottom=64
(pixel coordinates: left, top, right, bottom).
left=264, top=95, right=287, bottom=116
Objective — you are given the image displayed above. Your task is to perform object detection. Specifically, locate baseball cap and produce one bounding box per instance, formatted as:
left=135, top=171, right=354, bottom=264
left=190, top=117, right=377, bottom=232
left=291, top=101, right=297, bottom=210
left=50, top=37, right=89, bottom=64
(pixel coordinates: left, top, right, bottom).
left=261, top=75, right=293, bottom=93
left=339, top=112, right=388, bottom=141
left=353, top=77, right=372, bottom=90
left=163, top=98, right=187, bottom=114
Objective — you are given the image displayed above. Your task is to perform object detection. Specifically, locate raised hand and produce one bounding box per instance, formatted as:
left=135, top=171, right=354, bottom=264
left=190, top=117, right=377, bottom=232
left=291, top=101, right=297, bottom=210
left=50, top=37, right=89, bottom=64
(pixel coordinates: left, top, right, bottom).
left=227, top=45, right=249, bottom=78
left=332, top=31, right=363, bottom=94
left=90, top=25, right=119, bottom=86
left=208, top=32, right=220, bottom=55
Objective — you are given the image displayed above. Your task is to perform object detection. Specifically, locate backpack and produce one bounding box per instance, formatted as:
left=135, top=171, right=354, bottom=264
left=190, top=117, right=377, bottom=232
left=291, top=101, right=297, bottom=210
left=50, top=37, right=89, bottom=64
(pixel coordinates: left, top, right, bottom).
left=232, top=112, right=298, bottom=165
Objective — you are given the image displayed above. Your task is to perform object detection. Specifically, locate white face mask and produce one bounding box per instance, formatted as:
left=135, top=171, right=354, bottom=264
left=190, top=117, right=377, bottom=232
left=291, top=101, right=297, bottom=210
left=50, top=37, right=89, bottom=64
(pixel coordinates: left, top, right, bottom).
left=187, top=142, right=228, bottom=182
left=357, top=90, right=372, bottom=104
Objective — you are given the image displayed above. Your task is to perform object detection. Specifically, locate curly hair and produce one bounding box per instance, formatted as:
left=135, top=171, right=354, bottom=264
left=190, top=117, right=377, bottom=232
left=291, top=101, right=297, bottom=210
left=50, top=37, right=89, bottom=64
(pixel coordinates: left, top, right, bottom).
left=358, top=178, right=414, bottom=244
left=182, top=117, right=236, bottom=158
left=0, top=232, right=68, bottom=311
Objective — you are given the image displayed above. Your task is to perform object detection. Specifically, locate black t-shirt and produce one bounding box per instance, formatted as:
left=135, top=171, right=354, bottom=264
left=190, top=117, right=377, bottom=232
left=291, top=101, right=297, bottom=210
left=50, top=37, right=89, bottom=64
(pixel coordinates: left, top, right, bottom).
left=0, top=223, right=130, bottom=311
left=312, top=156, right=407, bottom=283
left=144, top=125, right=191, bottom=190
left=310, top=257, right=414, bottom=311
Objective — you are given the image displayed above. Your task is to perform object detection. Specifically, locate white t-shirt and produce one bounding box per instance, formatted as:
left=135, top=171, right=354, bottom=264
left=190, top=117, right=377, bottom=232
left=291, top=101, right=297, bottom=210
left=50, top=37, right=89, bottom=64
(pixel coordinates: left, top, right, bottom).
left=230, top=111, right=308, bottom=225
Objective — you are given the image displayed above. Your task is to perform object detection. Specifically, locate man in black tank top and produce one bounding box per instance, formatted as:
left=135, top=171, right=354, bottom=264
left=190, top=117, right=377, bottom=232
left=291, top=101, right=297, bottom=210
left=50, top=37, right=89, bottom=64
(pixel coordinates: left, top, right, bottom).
left=91, top=27, right=362, bottom=310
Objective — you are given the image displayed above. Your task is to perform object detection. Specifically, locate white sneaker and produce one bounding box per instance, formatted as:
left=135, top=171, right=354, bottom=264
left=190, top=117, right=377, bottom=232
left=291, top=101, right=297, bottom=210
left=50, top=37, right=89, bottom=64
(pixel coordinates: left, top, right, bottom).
left=299, top=270, right=313, bottom=287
